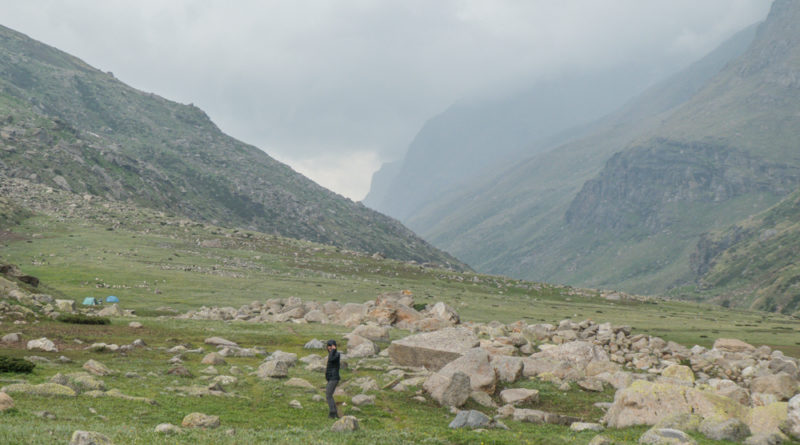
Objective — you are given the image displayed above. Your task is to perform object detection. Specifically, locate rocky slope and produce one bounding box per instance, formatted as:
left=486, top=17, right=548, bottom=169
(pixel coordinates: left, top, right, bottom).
left=364, top=66, right=670, bottom=220
left=560, top=0, right=800, bottom=293
left=402, top=22, right=759, bottom=287
left=686, top=188, right=800, bottom=314
left=0, top=24, right=464, bottom=269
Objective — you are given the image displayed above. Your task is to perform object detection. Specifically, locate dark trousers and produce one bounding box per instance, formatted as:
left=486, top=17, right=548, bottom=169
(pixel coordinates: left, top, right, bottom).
left=326, top=379, right=339, bottom=417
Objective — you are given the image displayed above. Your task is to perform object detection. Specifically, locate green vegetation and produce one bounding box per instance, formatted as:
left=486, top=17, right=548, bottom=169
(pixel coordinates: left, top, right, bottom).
left=0, top=356, right=35, bottom=374
left=0, top=24, right=463, bottom=269
left=56, top=313, right=111, bottom=325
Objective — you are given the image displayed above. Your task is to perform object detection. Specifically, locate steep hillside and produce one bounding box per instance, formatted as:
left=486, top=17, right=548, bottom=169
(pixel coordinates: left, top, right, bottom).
left=403, top=23, right=758, bottom=285
left=0, top=24, right=464, bottom=269
left=364, top=68, right=668, bottom=220
left=683, top=188, right=800, bottom=314
left=561, top=0, right=800, bottom=293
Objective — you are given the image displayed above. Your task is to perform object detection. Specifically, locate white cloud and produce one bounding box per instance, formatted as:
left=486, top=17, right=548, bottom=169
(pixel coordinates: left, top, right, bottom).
left=0, top=0, right=773, bottom=199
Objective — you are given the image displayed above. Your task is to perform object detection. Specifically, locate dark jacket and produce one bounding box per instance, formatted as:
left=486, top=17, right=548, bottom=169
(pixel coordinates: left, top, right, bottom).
left=325, top=348, right=340, bottom=381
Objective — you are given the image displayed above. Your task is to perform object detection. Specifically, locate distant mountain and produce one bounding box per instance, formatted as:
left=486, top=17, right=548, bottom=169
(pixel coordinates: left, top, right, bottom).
left=0, top=24, right=465, bottom=269
left=363, top=66, right=672, bottom=219
left=403, top=21, right=759, bottom=287
left=560, top=0, right=800, bottom=293
left=685, top=188, right=800, bottom=314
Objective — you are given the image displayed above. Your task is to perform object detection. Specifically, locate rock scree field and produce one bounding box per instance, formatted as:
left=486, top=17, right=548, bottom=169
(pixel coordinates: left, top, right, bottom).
left=2, top=178, right=800, bottom=444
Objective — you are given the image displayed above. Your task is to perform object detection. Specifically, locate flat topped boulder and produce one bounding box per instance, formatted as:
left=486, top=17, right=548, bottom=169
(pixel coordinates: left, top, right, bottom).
left=713, top=338, right=755, bottom=353
left=388, top=327, right=479, bottom=371
left=204, top=337, right=238, bottom=347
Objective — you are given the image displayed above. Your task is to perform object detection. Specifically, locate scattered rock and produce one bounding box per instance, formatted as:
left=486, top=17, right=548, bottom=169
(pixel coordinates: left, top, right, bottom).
left=387, top=327, right=479, bottom=371
left=448, top=410, right=491, bottom=429
left=424, top=371, right=471, bottom=407
left=588, top=435, right=614, bottom=445
left=570, top=422, right=604, bottom=432
left=304, top=339, right=325, bottom=349
left=181, top=412, right=220, bottom=429
left=639, top=427, right=697, bottom=444
left=751, top=373, right=796, bottom=401
left=469, top=390, right=497, bottom=408
left=331, top=415, right=359, bottom=432
left=255, top=360, right=288, bottom=379
left=69, top=430, right=113, bottom=445
left=744, top=433, right=786, bottom=445
left=0, top=392, right=14, bottom=411
left=351, top=394, right=375, bottom=406
left=713, top=338, right=755, bottom=353
left=499, top=388, right=539, bottom=406
left=154, top=423, right=182, bottom=435
left=35, top=410, right=57, bottom=419
left=201, top=352, right=227, bottom=365
left=97, top=304, right=123, bottom=317
left=699, top=417, right=750, bottom=441
left=128, top=322, right=143, bottom=329
left=83, top=360, right=113, bottom=376
left=204, top=337, right=238, bottom=347
left=284, top=378, right=315, bottom=390
left=167, top=366, right=193, bottom=378
left=289, top=399, right=303, bottom=409
left=2, top=332, right=21, bottom=343
left=27, top=337, right=57, bottom=352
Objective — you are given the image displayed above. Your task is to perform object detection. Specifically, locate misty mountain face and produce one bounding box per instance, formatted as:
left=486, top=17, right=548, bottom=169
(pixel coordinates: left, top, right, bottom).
left=0, top=24, right=465, bottom=268
left=689, top=189, right=800, bottom=314
left=363, top=67, right=671, bottom=220
left=398, top=22, right=758, bottom=290
left=559, top=0, right=800, bottom=294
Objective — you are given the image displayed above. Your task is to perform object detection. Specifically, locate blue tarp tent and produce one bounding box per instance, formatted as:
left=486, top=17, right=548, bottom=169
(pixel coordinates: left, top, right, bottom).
left=106, top=296, right=119, bottom=303
left=82, top=297, right=101, bottom=306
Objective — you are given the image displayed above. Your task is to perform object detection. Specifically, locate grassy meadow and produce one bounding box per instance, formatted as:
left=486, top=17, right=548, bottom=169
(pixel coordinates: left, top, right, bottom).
left=2, top=190, right=800, bottom=444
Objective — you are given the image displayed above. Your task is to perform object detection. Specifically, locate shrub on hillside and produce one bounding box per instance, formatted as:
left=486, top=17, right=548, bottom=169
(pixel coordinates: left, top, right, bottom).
left=56, top=313, right=110, bottom=325
left=0, top=356, right=35, bottom=373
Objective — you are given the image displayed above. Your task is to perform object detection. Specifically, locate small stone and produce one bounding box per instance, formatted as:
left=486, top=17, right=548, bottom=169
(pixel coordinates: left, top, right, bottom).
left=0, top=392, right=14, bottom=411
left=449, top=409, right=492, bottom=429
left=1, top=332, right=21, bottom=343
left=571, top=422, right=604, bottom=432
left=588, top=435, right=614, bottom=445
left=167, top=366, right=193, bottom=377
left=639, top=428, right=697, bottom=444
left=201, top=352, right=227, bottom=365
left=69, top=430, right=113, bottom=445
left=132, top=339, right=147, bottom=348
left=312, top=394, right=324, bottom=402
left=351, top=394, right=375, bottom=406
left=181, top=412, right=220, bottom=429
left=129, top=322, right=143, bottom=329
left=204, top=337, right=237, bottom=347
left=284, top=377, right=315, bottom=389
left=27, top=337, right=57, bottom=352
left=413, top=395, right=426, bottom=402
left=499, top=388, right=539, bottom=406
left=154, top=423, right=182, bottom=435
left=289, top=399, right=303, bottom=409
left=304, top=339, right=325, bottom=349
left=83, top=359, right=113, bottom=376
left=331, top=415, right=359, bottom=432
left=35, top=410, right=57, bottom=419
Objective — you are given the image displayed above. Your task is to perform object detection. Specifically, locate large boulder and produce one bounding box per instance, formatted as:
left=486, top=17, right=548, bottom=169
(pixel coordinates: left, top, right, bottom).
left=490, top=355, right=523, bottom=383
left=699, top=417, right=750, bottom=441
left=423, top=371, right=471, bottom=407
left=426, top=302, right=459, bottom=325
left=387, top=327, right=479, bottom=371
left=55, top=299, right=76, bottom=312
left=750, top=373, right=797, bottom=401
left=786, top=394, right=800, bottom=439
left=424, top=348, right=497, bottom=394
left=97, top=304, right=123, bottom=317
left=604, top=380, right=749, bottom=428
left=335, top=303, right=367, bottom=326
left=201, top=352, right=227, bottom=365
left=746, top=402, right=787, bottom=436
left=638, top=428, right=697, bottom=444
left=713, top=338, right=756, bottom=353
left=530, top=341, right=609, bottom=370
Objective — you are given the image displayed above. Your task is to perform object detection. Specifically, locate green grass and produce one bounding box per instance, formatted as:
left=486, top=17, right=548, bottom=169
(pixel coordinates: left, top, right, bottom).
left=3, top=187, right=800, bottom=443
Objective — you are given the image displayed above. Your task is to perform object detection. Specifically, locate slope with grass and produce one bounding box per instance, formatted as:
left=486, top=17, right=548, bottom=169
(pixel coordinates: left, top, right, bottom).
left=0, top=24, right=463, bottom=268
left=404, top=23, right=759, bottom=288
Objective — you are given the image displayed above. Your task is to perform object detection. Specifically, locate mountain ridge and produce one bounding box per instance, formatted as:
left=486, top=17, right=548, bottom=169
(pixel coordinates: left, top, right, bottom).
left=0, top=23, right=466, bottom=269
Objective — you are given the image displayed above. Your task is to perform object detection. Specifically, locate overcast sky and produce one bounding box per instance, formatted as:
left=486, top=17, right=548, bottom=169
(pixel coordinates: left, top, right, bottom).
left=0, top=0, right=773, bottom=200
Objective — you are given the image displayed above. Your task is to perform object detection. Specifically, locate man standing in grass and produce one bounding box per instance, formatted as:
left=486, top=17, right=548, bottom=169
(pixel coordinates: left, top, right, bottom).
left=325, top=339, right=340, bottom=419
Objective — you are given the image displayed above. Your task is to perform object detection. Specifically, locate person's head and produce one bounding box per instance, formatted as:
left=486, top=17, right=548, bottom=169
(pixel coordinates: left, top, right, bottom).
left=326, top=339, right=337, bottom=350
